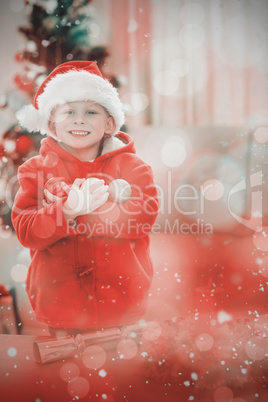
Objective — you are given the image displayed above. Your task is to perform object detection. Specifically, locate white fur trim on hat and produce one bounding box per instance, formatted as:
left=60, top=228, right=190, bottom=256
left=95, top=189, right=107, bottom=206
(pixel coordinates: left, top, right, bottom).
left=16, top=70, right=125, bottom=136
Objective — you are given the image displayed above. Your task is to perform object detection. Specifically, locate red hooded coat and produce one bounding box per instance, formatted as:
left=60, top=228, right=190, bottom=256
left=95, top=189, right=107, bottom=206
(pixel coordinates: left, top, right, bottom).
left=12, top=132, right=159, bottom=329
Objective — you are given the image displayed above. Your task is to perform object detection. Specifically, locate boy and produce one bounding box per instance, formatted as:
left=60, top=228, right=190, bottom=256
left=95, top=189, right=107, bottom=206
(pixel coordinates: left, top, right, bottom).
left=12, top=61, right=159, bottom=335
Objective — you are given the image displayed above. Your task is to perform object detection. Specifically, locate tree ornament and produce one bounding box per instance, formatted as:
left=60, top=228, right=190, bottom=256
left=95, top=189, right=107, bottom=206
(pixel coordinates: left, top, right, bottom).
left=16, top=135, right=34, bottom=155
left=67, top=23, right=91, bottom=48
left=26, top=40, right=38, bottom=52
left=14, top=74, right=35, bottom=94
left=0, top=157, right=14, bottom=178
left=42, top=16, right=59, bottom=31
left=44, top=0, right=58, bottom=14
left=3, top=139, right=16, bottom=154
left=14, top=51, right=24, bottom=62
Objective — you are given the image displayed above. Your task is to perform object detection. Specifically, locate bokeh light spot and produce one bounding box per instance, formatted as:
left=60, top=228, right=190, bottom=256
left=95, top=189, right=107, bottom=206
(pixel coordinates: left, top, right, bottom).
left=32, top=215, right=56, bottom=239
left=217, top=310, right=233, bottom=324
left=171, top=58, right=190, bottom=77
left=153, top=71, right=179, bottom=96
left=195, top=333, right=214, bottom=351
left=202, top=179, right=224, bottom=201
left=213, top=386, right=233, bottom=402
left=16, top=248, right=31, bottom=265
left=259, top=255, right=268, bottom=278
left=128, top=18, right=139, bottom=33
left=230, top=273, right=243, bottom=285
left=0, top=225, right=12, bottom=239
left=142, top=321, right=162, bottom=341
left=59, top=362, right=80, bottom=382
left=191, top=372, right=198, bottom=381
left=10, top=264, right=28, bottom=283
left=254, top=127, right=268, bottom=144
left=179, top=26, right=205, bottom=49
left=0, top=178, right=6, bottom=198
left=245, top=336, right=267, bottom=361
left=98, top=369, right=107, bottom=378
left=0, top=156, right=14, bottom=177
left=131, top=93, right=149, bottom=111
left=89, top=23, right=101, bottom=38
left=121, top=93, right=149, bottom=116
left=160, top=141, right=186, bottom=167
left=252, top=227, right=268, bottom=251
left=100, top=395, right=114, bottom=402
left=3, top=140, right=16, bottom=153
left=82, top=345, right=106, bottom=369
left=67, top=376, right=90, bottom=399
left=7, top=347, right=17, bottom=357
left=254, top=314, right=268, bottom=332
left=44, top=0, right=57, bottom=13
left=117, top=339, right=138, bottom=360
left=26, top=41, right=37, bottom=53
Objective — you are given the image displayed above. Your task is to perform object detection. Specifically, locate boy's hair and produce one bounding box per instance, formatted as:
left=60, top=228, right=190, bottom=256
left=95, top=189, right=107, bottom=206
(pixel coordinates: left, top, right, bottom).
left=16, top=61, right=125, bottom=137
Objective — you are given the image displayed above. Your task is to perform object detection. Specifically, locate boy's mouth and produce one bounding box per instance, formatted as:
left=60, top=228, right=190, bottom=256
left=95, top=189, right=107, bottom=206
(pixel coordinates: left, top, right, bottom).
left=69, top=130, right=90, bottom=136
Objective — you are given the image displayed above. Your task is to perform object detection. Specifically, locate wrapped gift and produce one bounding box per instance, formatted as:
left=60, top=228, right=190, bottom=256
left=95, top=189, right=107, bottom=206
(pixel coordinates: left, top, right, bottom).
left=34, top=323, right=143, bottom=364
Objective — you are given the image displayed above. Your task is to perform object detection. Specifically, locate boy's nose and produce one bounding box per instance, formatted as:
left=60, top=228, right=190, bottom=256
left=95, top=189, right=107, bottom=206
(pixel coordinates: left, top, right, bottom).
left=74, top=116, right=85, bottom=124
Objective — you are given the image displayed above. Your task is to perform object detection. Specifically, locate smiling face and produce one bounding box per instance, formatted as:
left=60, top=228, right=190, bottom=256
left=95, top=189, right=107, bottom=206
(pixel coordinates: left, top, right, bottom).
left=49, top=100, right=115, bottom=160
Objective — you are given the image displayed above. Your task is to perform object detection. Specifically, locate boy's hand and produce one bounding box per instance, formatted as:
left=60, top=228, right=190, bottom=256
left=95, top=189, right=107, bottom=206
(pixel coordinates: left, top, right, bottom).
left=43, top=176, right=72, bottom=206
left=62, top=178, right=109, bottom=220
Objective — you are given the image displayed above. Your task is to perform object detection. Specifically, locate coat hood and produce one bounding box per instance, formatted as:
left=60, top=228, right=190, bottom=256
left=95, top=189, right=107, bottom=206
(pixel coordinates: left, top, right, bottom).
left=39, top=131, right=136, bottom=163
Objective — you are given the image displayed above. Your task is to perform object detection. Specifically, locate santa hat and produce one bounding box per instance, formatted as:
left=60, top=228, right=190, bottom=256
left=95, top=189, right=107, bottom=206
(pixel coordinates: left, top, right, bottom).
left=16, top=61, right=125, bottom=136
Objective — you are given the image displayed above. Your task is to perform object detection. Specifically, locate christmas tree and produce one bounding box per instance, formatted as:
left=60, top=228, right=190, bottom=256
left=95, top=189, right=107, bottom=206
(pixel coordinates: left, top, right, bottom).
left=0, top=0, right=120, bottom=229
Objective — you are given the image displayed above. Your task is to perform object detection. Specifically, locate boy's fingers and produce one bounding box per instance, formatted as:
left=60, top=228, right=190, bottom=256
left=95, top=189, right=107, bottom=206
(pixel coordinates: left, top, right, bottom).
left=82, top=179, right=104, bottom=193
left=72, top=178, right=86, bottom=188
left=90, top=180, right=105, bottom=192
left=44, top=189, right=60, bottom=202
left=92, top=185, right=109, bottom=196
left=61, top=182, right=71, bottom=194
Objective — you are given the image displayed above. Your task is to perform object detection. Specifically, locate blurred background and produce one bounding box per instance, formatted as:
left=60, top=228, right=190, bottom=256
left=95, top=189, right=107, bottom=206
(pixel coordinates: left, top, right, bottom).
left=0, top=0, right=267, bottom=336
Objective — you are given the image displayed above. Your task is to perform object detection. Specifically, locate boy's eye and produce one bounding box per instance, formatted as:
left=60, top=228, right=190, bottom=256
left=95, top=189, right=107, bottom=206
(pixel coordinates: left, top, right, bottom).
left=86, top=110, right=96, bottom=114
left=66, top=110, right=74, bottom=114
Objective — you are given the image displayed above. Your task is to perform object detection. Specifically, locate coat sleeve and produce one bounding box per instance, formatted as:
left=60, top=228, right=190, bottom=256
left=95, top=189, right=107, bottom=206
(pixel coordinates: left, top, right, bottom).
left=11, top=161, right=76, bottom=250
left=76, top=154, right=159, bottom=239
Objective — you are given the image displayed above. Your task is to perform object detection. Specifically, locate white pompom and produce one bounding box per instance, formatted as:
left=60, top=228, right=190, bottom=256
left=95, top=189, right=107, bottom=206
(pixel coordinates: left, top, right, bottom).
left=16, top=104, right=46, bottom=134
left=109, top=179, right=131, bottom=204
